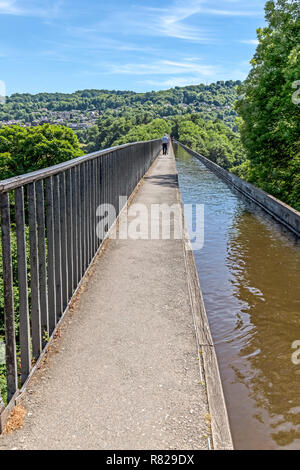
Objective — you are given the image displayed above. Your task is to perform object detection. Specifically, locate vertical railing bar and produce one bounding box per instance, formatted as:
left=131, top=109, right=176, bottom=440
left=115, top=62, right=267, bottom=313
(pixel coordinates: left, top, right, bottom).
left=121, top=148, right=126, bottom=203
left=36, top=180, right=48, bottom=343
left=45, top=177, right=56, bottom=334
left=75, top=171, right=79, bottom=279
left=83, top=162, right=87, bottom=271
left=95, top=159, right=98, bottom=250
left=78, top=165, right=83, bottom=281
left=90, top=160, right=94, bottom=256
left=115, top=152, right=118, bottom=220
left=87, top=161, right=90, bottom=267
left=89, top=167, right=94, bottom=255
left=116, top=151, right=120, bottom=217
left=88, top=161, right=92, bottom=263
left=130, top=147, right=133, bottom=194
left=28, top=182, right=42, bottom=360
left=116, top=152, right=119, bottom=217
left=89, top=161, right=92, bottom=260
left=108, top=155, right=112, bottom=231
left=118, top=151, right=121, bottom=205
left=15, top=187, right=31, bottom=385
left=127, top=147, right=130, bottom=200
left=1, top=192, right=18, bottom=400
left=99, top=157, right=102, bottom=244
left=91, top=160, right=95, bottom=258
left=59, top=173, right=68, bottom=311
left=112, top=152, right=116, bottom=224
left=71, top=167, right=78, bottom=291
left=124, top=148, right=127, bottom=201
left=85, top=162, right=89, bottom=266
left=79, top=164, right=83, bottom=277
left=111, top=154, right=114, bottom=230
left=105, top=155, right=108, bottom=239
left=118, top=151, right=121, bottom=217
left=84, top=162, right=89, bottom=270
left=102, top=156, right=105, bottom=241
left=95, top=157, right=100, bottom=249
left=82, top=166, right=85, bottom=273
left=53, top=175, right=62, bottom=321
left=93, top=159, right=97, bottom=256
left=99, top=157, right=104, bottom=245
left=66, top=170, right=73, bottom=301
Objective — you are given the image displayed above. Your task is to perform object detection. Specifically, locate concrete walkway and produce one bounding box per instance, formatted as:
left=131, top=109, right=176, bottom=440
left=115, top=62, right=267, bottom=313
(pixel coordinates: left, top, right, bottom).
left=0, top=148, right=210, bottom=450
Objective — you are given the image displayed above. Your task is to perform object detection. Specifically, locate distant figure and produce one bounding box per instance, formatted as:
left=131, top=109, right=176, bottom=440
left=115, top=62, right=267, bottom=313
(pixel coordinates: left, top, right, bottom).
left=162, top=134, right=169, bottom=155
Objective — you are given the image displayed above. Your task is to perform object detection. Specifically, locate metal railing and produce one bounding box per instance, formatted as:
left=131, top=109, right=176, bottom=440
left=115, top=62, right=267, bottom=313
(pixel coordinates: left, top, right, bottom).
left=0, top=139, right=161, bottom=408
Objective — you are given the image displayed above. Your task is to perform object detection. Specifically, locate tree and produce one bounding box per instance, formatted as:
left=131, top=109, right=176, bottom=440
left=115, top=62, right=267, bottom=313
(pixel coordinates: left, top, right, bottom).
left=235, top=0, right=300, bottom=210
left=0, top=124, right=83, bottom=180
left=113, top=119, right=172, bottom=145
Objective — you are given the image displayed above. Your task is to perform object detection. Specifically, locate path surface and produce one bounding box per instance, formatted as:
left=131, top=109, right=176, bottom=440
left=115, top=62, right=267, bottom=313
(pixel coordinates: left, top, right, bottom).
left=0, top=148, right=210, bottom=450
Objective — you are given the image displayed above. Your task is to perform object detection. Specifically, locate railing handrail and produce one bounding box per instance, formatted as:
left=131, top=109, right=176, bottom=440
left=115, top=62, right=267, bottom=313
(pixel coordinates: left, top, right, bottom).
left=0, top=139, right=160, bottom=193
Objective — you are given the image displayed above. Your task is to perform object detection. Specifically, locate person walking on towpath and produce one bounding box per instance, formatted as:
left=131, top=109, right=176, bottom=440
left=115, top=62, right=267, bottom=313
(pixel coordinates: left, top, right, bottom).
left=162, top=134, right=169, bottom=155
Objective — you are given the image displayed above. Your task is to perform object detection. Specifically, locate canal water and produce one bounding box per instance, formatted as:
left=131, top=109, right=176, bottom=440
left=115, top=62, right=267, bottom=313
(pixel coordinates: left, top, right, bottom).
left=174, top=144, right=300, bottom=450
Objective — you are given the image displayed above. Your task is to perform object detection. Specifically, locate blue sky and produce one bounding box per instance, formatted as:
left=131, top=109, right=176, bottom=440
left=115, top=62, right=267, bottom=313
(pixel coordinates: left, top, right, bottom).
left=0, top=0, right=267, bottom=95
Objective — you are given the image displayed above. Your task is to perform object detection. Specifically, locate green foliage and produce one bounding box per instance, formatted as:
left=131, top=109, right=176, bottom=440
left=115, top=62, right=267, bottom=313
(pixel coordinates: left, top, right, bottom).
left=0, top=81, right=240, bottom=130
left=112, top=113, right=244, bottom=171
left=172, top=115, right=245, bottom=170
left=114, top=119, right=172, bottom=145
left=235, top=0, right=300, bottom=210
left=0, top=124, right=83, bottom=180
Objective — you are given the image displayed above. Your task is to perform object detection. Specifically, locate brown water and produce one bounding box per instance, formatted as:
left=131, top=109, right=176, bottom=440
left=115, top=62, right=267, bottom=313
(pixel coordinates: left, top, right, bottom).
left=174, top=144, right=300, bottom=450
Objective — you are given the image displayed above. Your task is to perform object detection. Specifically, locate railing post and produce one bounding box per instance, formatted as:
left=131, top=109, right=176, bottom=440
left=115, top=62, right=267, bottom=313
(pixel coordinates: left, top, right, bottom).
left=15, top=187, right=31, bottom=384
left=79, top=164, right=85, bottom=277
left=76, top=165, right=82, bottom=282
left=45, top=177, right=56, bottom=334
left=66, top=169, right=73, bottom=301
left=1, top=192, right=18, bottom=401
left=83, top=163, right=88, bottom=272
left=53, top=175, right=62, bottom=321
left=71, top=167, right=78, bottom=290
left=36, top=180, right=49, bottom=342
left=59, top=173, right=68, bottom=311
left=92, top=159, right=97, bottom=256
left=28, top=182, right=42, bottom=360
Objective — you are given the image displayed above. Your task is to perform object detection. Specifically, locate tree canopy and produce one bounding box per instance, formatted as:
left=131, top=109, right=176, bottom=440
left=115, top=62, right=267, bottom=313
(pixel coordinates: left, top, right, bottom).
left=235, top=0, right=300, bottom=210
left=0, top=124, right=83, bottom=180
left=0, top=81, right=240, bottom=129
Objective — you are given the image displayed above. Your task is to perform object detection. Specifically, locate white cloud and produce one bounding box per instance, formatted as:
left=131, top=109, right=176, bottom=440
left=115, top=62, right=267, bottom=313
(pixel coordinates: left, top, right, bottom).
left=0, top=0, right=62, bottom=17
left=92, top=0, right=264, bottom=45
left=0, top=0, right=19, bottom=14
left=132, top=0, right=263, bottom=41
left=65, top=27, right=155, bottom=53
left=202, top=8, right=261, bottom=17
left=93, top=0, right=211, bottom=42
left=241, top=39, right=259, bottom=45
left=108, top=59, right=216, bottom=77
left=141, top=76, right=203, bottom=88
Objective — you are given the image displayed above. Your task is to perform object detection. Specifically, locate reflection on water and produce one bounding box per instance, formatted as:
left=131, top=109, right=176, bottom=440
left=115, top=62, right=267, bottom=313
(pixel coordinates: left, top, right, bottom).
left=174, top=144, right=300, bottom=450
